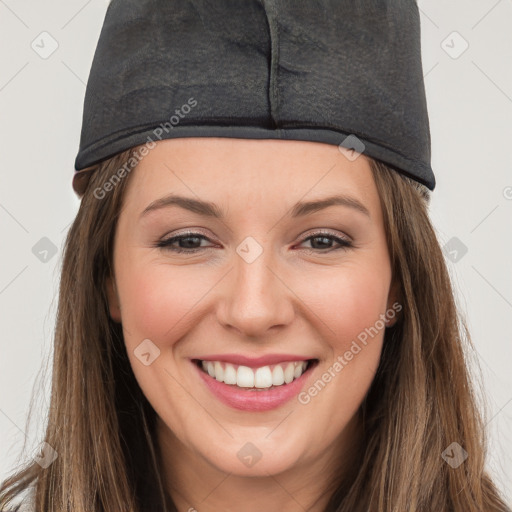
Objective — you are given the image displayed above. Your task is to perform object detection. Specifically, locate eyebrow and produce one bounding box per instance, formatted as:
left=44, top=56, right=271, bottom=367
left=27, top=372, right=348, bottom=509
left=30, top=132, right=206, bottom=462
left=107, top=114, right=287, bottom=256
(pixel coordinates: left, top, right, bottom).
left=140, top=193, right=371, bottom=219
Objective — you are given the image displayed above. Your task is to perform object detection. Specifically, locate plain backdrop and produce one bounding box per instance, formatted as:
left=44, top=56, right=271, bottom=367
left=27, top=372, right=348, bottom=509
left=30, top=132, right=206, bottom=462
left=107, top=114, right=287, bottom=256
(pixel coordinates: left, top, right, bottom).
left=1, top=0, right=511, bottom=505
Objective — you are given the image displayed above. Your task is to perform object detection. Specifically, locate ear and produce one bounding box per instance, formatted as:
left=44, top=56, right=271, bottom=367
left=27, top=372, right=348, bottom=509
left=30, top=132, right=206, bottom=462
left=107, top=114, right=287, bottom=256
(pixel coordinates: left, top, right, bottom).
left=106, top=276, right=122, bottom=323
left=385, top=277, right=402, bottom=327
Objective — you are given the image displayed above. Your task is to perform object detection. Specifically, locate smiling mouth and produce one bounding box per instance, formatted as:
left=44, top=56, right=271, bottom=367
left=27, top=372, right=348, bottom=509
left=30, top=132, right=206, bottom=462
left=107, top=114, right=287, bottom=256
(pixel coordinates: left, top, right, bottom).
left=193, top=358, right=319, bottom=391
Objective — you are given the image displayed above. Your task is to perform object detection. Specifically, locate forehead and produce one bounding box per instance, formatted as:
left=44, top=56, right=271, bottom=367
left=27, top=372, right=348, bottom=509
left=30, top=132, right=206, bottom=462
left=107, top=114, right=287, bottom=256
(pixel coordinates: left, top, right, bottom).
left=123, top=137, right=379, bottom=215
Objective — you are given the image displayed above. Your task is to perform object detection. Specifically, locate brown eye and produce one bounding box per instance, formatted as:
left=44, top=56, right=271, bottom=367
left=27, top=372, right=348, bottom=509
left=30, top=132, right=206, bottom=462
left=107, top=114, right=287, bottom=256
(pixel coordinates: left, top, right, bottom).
left=155, top=231, right=353, bottom=255
left=156, top=233, right=214, bottom=254
left=299, top=233, right=353, bottom=252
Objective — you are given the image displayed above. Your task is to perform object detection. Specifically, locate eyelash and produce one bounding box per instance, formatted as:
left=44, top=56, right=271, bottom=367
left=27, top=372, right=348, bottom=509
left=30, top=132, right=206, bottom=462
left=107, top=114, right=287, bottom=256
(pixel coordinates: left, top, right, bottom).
left=155, top=230, right=354, bottom=254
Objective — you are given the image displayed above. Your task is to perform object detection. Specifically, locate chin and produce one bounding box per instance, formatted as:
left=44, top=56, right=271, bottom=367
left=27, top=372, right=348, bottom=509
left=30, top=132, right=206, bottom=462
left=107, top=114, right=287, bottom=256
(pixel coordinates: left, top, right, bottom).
left=204, top=444, right=304, bottom=478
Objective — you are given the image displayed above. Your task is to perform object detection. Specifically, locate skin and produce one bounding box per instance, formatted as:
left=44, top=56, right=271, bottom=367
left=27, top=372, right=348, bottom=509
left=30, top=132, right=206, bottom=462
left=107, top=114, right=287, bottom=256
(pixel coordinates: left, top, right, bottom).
left=106, top=137, right=399, bottom=512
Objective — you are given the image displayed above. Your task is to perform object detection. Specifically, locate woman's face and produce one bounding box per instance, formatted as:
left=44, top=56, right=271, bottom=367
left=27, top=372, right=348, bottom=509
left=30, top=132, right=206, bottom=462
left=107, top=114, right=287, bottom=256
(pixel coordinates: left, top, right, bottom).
left=107, top=137, right=398, bottom=481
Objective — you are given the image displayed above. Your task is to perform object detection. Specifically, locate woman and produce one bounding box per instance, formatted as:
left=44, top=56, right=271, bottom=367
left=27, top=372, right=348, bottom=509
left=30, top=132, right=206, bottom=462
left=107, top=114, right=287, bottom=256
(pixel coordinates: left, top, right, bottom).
left=1, top=0, right=510, bottom=510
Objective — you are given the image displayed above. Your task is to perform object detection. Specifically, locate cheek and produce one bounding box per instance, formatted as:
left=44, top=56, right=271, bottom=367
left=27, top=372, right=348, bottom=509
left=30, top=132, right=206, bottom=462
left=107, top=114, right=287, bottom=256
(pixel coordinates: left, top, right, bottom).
left=116, top=262, right=211, bottom=416
left=117, top=262, right=206, bottom=350
left=291, top=264, right=390, bottom=447
left=297, top=260, right=389, bottom=396
left=301, top=263, right=390, bottom=350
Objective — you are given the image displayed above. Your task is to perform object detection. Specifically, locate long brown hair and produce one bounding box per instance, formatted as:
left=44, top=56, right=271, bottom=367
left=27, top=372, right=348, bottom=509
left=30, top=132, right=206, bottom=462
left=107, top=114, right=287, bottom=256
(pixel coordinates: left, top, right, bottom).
left=1, top=149, right=510, bottom=511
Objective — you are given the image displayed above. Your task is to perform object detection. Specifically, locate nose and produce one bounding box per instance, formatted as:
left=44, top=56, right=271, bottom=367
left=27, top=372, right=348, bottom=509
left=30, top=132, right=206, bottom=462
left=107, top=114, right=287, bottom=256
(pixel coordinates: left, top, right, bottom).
left=216, top=244, right=295, bottom=339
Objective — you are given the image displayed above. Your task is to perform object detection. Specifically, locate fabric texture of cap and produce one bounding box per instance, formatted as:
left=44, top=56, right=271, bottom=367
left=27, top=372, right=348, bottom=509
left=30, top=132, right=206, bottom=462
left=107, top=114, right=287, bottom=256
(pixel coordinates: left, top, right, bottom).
left=73, top=0, right=435, bottom=196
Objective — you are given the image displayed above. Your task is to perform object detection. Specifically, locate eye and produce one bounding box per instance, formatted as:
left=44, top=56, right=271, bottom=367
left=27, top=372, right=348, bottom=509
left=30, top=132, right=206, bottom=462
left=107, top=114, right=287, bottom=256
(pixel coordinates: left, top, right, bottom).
left=296, top=231, right=353, bottom=253
left=155, top=230, right=353, bottom=254
left=155, top=232, right=215, bottom=254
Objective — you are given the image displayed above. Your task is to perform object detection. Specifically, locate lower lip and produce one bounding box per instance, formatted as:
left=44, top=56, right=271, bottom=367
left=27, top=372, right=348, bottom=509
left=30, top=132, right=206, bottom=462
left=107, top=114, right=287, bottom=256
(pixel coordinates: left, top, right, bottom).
left=192, top=360, right=317, bottom=412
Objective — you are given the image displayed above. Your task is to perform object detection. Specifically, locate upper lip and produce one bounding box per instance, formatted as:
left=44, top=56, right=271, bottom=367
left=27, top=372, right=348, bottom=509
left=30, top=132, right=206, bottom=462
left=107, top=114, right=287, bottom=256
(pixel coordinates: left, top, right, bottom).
left=192, top=353, right=315, bottom=368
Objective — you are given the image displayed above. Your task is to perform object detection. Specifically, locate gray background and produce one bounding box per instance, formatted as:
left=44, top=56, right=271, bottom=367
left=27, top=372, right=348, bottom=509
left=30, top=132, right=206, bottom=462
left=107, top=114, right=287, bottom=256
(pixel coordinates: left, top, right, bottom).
left=0, top=0, right=511, bottom=504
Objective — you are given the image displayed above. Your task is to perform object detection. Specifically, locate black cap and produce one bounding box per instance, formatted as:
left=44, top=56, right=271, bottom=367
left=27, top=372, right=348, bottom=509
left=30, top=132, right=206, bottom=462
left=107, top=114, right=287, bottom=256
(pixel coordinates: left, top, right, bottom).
left=73, top=0, right=435, bottom=196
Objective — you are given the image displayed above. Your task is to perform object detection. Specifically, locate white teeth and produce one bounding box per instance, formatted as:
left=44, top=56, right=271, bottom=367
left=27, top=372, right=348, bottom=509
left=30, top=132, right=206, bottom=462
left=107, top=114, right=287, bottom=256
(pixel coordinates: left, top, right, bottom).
left=254, top=366, right=273, bottom=388
left=214, top=361, right=224, bottom=382
left=199, top=359, right=311, bottom=389
left=237, top=366, right=254, bottom=388
left=271, top=365, right=285, bottom=386
left=284, top=363, right=295, bottom=384
left=223, top=363, right=237, bottom=385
